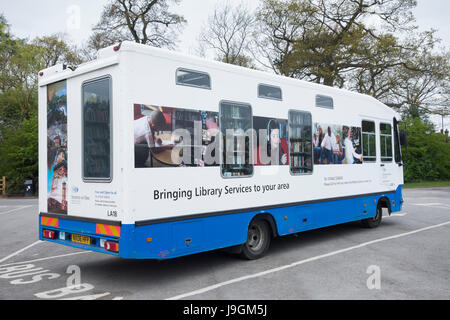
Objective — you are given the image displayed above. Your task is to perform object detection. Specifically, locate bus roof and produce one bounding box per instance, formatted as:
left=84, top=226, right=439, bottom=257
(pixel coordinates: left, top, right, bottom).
left=39, top=40, right=400, bottom=119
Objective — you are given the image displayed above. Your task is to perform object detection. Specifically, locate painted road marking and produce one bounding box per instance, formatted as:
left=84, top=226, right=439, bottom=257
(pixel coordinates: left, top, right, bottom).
left=0, top=205, right=34, bottom=216
left=166, top=220, right=450, bottom=300
left=0, top=241, right=42, bottom=264
left=0, top=251, right=91, bottom=268
left=408, top=203, right=450, bottom=208
left=384, top=212, right=408, bottom=218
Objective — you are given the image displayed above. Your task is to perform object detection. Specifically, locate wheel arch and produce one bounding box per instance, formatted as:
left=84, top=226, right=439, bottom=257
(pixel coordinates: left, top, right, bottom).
left=377, top=196, right=391, bottom=215
left=249, top=212, right=279, bottom=238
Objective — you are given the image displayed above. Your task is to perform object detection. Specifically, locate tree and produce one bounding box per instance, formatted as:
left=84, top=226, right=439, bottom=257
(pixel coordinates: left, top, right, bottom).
left=0, top=114, right=39, bottom=194
left=0, top=14, right=25, bottom=92
left=33, top=34, right=83, bottom=68
left=348, top=30, right=450, bottom=119
left=0, top=16, right=83, bottom=193
left=88, top=0, right=186, bottom=54
left=0, top=17, right=41, bottom=129
left=253, top=0, right=449, bottom=126
left=199, top=1, right=256, bottom=68
left=1, top=19, right=82, bottom=130
left=402, top=117, right=450, bottom=182
left=388, top=47, right=449, bottom=119
left=253, top=0, right=418, bottom=85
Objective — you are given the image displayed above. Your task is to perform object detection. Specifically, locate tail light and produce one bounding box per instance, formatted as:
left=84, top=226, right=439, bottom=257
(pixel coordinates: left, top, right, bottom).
left=104, top=241, right=119, bottom=252
left=43, top=229, right=57, bottom=240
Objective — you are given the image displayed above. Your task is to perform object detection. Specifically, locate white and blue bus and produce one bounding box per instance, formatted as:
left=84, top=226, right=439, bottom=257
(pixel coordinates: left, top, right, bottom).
left=38, top=41, right=405, bottom=260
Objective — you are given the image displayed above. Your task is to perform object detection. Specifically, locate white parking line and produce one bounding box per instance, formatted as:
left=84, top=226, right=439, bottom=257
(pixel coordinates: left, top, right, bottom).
left=0, top=251, right=91, bottom=267
left=384, top=212, right=408, bottom=218
left=0, top=205, right=33, bottom=216
left=0, top=241, right=42, bottom=264
left=166, top=220, right=450, bottom=300
left=409, top=203, right=450, bottom=208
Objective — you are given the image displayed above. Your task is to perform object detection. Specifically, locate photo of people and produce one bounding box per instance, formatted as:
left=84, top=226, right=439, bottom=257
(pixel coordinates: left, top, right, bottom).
left=47, top=80, right=68, bottom=214
left=313, top=123, right=362, bottom=165
left=134, top=105, right=363, bottom=169
left=134, top=104, right=220, bottom=168
left=253, top=117, right=289, bottom=166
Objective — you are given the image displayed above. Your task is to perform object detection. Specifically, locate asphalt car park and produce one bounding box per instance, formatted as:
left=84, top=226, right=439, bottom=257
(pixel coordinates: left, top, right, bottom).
left=0, top=188, right=449, bottom=300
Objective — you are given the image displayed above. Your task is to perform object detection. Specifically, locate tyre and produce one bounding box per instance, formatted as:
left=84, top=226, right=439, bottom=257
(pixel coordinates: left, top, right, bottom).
left=240, top=219, right=271, bottom=260
left=361, top=204, right=383, bottom=228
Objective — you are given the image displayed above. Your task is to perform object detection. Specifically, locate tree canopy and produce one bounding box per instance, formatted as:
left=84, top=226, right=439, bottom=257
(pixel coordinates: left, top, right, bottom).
left=86, top=0, right=186, bottom=55
left=0, top=1, right=449, bottom=193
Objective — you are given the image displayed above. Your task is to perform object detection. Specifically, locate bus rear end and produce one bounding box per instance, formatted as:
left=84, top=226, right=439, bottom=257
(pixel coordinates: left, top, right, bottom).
left=38, top=57, right=125, bottom=257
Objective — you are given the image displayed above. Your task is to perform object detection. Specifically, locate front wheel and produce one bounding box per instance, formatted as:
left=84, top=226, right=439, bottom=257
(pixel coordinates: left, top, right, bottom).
left=361, top=204, right=383, bottom=228
left=240, top=219, right=271, bottom=260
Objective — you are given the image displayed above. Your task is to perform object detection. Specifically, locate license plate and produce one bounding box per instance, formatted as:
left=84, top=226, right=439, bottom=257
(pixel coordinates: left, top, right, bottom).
left=72, top=234, right=91, bottom=245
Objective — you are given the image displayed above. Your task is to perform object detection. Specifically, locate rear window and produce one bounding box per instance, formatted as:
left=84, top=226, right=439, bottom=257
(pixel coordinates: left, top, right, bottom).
left=82, top=76, right=112, bottom=181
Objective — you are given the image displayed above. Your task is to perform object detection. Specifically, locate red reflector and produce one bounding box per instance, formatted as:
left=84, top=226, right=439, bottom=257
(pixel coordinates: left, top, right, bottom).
left=113, top=45, right=120, bottom=51
left=43, top=229, right=57, bottom=239
left=104, top=241, right=119, bottom=252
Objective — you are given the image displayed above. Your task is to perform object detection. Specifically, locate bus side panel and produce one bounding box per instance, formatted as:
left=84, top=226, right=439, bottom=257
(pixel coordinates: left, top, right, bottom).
left=123, top=213, right=251, bottom=259
left=38, top=185, right=402, bottom=259
left=120, top=186, right=403, bottom=259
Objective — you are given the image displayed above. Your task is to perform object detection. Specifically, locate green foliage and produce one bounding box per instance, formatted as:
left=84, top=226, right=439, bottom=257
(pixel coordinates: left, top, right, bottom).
left=0, top=16, right=80, bottom=194
left=0, top=115, right=38, bottom=194
left=403, top=118, right=450, bottom=182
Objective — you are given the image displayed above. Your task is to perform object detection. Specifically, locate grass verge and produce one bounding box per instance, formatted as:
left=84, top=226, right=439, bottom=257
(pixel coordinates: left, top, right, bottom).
left=404, top=181, right=450, bottom=189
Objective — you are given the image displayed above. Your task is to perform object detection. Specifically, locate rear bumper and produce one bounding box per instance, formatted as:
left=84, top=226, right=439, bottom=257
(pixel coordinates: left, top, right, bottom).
left=38, top=211, right=247, bottom=259
left=39, top=213, right=123, bottom=256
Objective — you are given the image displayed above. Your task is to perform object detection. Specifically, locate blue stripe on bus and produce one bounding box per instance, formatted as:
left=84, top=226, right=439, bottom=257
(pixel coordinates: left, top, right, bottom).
left=40, top=185, right=403, bottom=259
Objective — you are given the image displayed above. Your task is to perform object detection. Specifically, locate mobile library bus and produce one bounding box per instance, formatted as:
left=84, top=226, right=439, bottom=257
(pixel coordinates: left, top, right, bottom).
left=39, top=41, right=405, bottom=260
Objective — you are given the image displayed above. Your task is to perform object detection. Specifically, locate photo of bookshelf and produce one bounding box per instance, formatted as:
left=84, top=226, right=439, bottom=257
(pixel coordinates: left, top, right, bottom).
left=220, top=102, right=253, bottom=177
left=289, top=110, right=312, bottom=174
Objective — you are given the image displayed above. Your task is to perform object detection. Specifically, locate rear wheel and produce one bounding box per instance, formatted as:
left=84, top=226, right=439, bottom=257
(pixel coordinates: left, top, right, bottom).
left=361, top=204, right=383, bottom=228
left=240, top=219, right=271, bottom=260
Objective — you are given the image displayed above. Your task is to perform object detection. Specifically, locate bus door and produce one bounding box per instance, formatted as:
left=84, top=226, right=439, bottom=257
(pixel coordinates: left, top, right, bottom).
left=378, top=119, right=395, bottom=188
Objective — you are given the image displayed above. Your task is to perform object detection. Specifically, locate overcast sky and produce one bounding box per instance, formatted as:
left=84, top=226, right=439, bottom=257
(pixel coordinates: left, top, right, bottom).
left=1, top=0, right=449, bottom=128
left=2, top=0, right=449, bottom=51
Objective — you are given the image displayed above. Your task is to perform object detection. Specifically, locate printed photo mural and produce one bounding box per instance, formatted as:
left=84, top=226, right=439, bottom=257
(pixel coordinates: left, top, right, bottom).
left=134, top=104, right=220, bottom=168
left=253, top=116, right=288, bottom=166
left=133, top=103, right=362, bottom=169
left=134, top=103, right=294, bottom=169
left=313, top=123, right=362, bottom=165
left=47, top=80, right=68, bottom=214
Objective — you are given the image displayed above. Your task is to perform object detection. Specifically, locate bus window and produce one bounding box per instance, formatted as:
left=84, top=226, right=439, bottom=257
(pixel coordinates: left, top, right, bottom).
left=82, top=76, right=112, bottom=181
left=220, top=101, right=253, bottom=177
left=316, top=95, right=333, bottom=109
left=289, top=110, right=313, bottom=175
left=362, top=120, right=376, bottom=162
left=393, top=117, right=402, bottom=164
left=380, top=123, right=393, bottom=162
left=176, top=68, right=211, bottom=89
left=258, top=84, right=282, bottom=100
